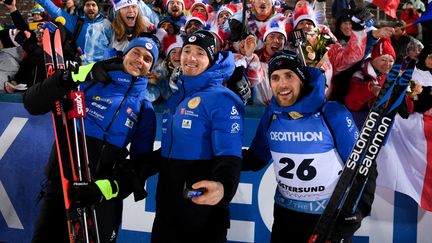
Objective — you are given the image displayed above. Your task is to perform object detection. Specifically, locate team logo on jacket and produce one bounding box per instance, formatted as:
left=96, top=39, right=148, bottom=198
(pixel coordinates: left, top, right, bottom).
left=125, top=118, right=134, bottom=128
left=288, top=111, right=303, bottom=120
left=182, top=119, right=192, bottom=129
left=230, top=106, right=241, bottom=119
left=188, top=97, right=201, bottom=109
left=92, top=96, right=112, bottom=104
left=231, top=123, right=240, bottom=133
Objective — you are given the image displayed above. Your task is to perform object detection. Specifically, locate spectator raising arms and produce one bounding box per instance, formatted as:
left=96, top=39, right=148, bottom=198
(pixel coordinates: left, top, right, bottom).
left=35, top=0, right=105, bottom=54
left=84, top=0, right=153, bottom=63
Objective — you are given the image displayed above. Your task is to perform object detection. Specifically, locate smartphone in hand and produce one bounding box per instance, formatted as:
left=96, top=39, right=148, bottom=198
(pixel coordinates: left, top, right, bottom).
left=183, top=182, right=206, bottom=199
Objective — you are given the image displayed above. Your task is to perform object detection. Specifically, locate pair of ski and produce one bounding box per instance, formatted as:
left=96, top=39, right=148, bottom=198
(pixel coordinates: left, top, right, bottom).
left=43, top=28, right=100, bottom=243
left=309, top=61, right=415, bottom=243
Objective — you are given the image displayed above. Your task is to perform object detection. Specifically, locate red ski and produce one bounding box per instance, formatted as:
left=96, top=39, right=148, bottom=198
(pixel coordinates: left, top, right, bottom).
left=42, top=27, right=100, bottom=243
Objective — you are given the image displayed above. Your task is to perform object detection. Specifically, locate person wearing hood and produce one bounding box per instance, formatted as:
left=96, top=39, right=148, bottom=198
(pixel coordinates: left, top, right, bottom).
left=242, top=50, right=373, bottom=243
left=164, top=0, right=187, bottom=27
left=24, top=36, right=159, bottom=243
left=123, top=30, right=243, bottom=243
left=35, top=0, right=105, bottom=54
left=412, top=44, right=432, bottom=114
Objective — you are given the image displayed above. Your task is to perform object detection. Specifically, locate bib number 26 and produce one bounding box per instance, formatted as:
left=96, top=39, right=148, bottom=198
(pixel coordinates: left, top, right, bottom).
left=278, top=158, right=316, bottom=181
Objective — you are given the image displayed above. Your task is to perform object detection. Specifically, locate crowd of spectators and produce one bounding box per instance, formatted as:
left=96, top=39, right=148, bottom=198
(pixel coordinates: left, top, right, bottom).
left=0, top=0, right=431, bottom=118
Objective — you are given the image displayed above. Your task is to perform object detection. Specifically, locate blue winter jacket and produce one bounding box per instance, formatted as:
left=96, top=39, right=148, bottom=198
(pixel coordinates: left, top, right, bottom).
left=36, top=0, right=105, bottom=53
left=80, top=71, right=156, bottom=157
left=161, top=51, right=244, bottom=160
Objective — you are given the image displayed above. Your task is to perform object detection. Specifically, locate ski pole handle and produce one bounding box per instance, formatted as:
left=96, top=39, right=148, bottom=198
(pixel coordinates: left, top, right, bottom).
left=67, top=91, right=86, bottom=119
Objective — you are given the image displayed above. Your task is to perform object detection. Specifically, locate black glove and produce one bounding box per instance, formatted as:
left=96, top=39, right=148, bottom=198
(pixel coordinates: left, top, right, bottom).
left=351, top=7, right=375, bottom=31
left=226, top=66, right=251, bottom=105
left=67, top=57, right=123, bottom=85
left=68, top=179, right=118, bottom=208
left=330, top=211, right=363, bottom=242
left=398, top=98, right=409, bottom=119
left=14, top=30, right=32, bottom=46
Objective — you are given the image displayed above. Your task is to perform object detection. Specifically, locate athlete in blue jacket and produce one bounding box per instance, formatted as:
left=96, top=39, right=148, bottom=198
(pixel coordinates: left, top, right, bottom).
left=23, top=36, right=159, bottom=243
left=151, top=30, right=244, bottom=243
left=242, top=51, right=377, bottom=243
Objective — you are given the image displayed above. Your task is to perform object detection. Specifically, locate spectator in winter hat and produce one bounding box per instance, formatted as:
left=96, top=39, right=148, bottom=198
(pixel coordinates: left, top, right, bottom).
left=158, top=17, right=180, bottom=35
left=253, top=17, right=287, bottom=105
left=84, top=0, right=152, bottom=63
left=150, top=34, right=184, bottom=101
left=0, top=29, right=20, bottom=49
left=31, top=4, right=46, bottom=22
left=183, top=12, right=207, bottom=37
left=345, top=38, right=397, bottom=124
left=163, top=0, right=187, bottom=27
left=257, top=17, right=287, bottom=63
left=216, top=3, right=237, bottom=27
left=229, top=0, right=281, bottom=50
left=165, top=0, right=185, bottom=17
left=189, top=0, right=211, bottom=21
left=293, top=6, right=318, bottom=33
left=369, top=38, right=396, bottom=74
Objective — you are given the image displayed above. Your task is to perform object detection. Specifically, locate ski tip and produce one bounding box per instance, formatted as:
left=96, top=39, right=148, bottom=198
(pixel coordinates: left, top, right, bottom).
left=308, top=234, right=318, bottom=243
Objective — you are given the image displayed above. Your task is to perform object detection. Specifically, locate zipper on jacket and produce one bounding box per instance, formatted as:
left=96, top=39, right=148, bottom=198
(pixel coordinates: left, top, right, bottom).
left=167, top=80, right=186, bottom=159
left=95, top=76, right=136, bottom=174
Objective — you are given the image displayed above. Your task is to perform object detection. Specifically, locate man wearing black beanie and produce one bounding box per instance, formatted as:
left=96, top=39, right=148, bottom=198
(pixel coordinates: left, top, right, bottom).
left=242, top=51, right=373, bottom=243
left=267, top=50, right=309, bottom=106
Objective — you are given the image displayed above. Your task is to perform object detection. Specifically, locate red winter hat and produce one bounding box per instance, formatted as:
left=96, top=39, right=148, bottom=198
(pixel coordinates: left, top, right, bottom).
left=371, top=38, right=396, bottom=61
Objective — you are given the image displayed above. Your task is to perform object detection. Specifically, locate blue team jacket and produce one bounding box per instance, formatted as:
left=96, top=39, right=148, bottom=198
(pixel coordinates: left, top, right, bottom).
left=80, top=70, right=156, bottom=156
left=161, top=51, right=244, bottom=160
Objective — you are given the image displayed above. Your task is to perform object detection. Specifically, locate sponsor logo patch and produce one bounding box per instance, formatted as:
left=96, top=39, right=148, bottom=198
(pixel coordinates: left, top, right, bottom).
left=182, top=119, right=192, bottom=129
left=188, top=97, right=201, bottom=109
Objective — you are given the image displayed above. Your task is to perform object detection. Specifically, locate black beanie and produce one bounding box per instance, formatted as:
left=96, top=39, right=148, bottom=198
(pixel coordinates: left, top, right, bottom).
left=268, top=51, right=307, bottom=83
left=0, top=29, right=16, bottom=48
left=183, top=30, right=217, bottom=63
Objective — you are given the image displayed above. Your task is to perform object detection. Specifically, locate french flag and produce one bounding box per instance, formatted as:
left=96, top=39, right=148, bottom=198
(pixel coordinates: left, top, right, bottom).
left=377, top=113, right=432, bottom=211
left=366, top=0, right=400, bottom=18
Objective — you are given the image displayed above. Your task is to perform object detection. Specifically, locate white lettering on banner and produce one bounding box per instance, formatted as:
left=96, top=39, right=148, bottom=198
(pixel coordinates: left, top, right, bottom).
left=0, top=117, right=28, bottom=160
left=270, top=131, right=323, bottom=142
left=0, top=181, right=24, bottom=229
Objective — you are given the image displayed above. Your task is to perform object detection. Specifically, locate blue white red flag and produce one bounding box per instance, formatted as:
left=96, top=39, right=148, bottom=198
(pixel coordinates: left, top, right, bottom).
left=377, top=113, right=432, bottom=211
